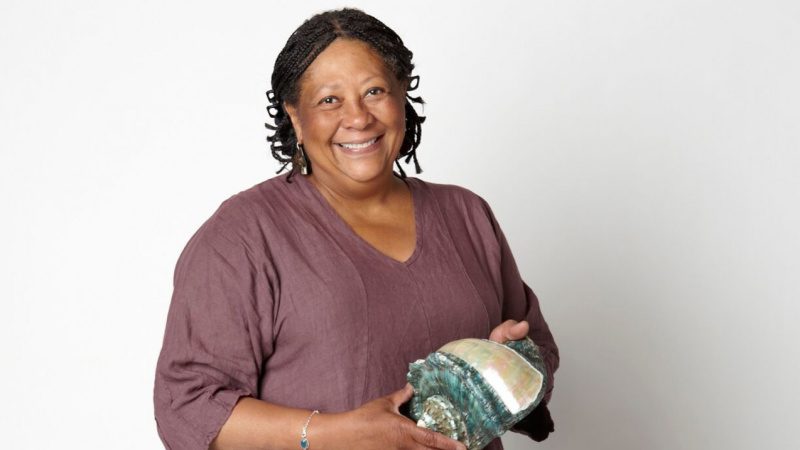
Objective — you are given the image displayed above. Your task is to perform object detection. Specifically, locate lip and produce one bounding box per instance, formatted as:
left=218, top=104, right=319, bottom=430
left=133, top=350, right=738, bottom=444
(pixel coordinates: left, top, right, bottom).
left=334, top=134, right=383, bottom=155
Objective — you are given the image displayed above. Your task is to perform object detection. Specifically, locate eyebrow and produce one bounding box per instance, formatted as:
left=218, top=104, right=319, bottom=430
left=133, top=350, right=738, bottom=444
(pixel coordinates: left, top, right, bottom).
left=310, top=83, right=341, bottom=97
left=307, top=75, right=387, bottom=98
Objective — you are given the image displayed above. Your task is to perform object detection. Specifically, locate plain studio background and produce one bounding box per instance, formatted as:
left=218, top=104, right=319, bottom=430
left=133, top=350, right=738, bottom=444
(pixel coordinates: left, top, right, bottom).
left=1, top=0, right=798, bottom=449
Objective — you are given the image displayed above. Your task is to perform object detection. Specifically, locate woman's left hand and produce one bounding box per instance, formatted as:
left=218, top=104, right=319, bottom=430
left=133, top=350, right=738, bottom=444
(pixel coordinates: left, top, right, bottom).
left=488, top=319, right=529, bottom=343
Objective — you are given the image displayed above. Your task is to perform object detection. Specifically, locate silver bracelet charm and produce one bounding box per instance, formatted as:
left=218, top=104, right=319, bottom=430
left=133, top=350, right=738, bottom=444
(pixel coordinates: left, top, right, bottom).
left=300, top=410, right=319, bottom=449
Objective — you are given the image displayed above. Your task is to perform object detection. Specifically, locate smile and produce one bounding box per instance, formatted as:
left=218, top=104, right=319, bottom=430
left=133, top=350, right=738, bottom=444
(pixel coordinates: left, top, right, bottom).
left=336, top=136, right=380, bottom=151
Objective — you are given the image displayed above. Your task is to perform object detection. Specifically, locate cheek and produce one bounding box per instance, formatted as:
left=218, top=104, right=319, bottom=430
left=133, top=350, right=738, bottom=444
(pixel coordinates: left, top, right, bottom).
left=300, top=113, right=339, bottom=143
left=378, top=97, right=407, bottom=131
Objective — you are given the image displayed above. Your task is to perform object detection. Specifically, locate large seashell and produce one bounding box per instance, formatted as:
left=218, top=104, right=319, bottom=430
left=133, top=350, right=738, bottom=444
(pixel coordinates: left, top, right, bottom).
left=407, top=337, right=547, bottom=450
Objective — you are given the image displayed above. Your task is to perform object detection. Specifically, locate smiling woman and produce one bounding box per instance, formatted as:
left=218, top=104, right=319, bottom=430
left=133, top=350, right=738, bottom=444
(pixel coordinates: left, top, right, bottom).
left=153, top=8, right=559, bottom=450
left=285, top=39, right=407, bottom=187
left=284, top=38, right=415, bottom=262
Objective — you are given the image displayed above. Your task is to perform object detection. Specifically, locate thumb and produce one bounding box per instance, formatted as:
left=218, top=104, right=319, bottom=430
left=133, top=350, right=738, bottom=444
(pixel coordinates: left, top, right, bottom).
left=509, top=320, right=529, bottom=339
left=489, top=320, right=530, bottom=343
left=387, top=383, right=415, bottom=408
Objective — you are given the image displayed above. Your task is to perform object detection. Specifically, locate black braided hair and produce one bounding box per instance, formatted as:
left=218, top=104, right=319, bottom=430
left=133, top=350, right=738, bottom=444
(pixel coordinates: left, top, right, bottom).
left=265, top=8, right=425, bottom=179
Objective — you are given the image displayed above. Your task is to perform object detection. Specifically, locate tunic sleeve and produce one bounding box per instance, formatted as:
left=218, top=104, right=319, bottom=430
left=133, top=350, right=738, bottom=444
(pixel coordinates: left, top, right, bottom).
left=480, top=199, right=560, bottom=441
left=153, top=205, right=274, bottom=450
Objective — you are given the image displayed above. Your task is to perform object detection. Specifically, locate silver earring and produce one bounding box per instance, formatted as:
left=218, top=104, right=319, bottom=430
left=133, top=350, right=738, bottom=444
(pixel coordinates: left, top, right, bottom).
left=296, top=142, right=309, bottom=175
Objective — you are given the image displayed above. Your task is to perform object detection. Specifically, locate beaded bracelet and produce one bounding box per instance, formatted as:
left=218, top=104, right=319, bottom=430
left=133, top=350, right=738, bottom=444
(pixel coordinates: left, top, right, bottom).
left=300, top=410, right=319, bottom=449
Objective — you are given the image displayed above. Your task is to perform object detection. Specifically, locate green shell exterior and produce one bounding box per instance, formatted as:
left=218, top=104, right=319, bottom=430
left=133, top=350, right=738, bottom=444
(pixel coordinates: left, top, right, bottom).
left=407, top=338, right=548, bottom=450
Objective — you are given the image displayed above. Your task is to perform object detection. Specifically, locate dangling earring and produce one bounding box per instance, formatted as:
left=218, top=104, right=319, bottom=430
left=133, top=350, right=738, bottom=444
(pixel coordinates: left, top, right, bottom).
left=296, top=142, right=309, bottom=175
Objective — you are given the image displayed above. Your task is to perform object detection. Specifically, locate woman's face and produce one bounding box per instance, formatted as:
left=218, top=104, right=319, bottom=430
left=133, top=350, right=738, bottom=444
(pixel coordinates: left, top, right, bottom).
left=284, top=38, right=407, bottom=187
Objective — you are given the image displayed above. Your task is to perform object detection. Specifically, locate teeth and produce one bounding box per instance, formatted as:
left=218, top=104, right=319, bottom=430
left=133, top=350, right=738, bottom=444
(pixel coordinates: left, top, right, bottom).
left=339, top=137, right=377, bottom=150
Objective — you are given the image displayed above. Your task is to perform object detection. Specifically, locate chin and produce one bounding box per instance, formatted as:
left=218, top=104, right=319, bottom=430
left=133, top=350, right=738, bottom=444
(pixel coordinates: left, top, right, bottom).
left=338, top=164, right=392, bottom=183
left=330, top=152, right=398, bottom=183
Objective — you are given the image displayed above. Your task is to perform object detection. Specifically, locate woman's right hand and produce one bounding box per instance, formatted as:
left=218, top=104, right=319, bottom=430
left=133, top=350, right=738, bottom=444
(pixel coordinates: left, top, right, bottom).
left=325, top=384, right=466, bottom=450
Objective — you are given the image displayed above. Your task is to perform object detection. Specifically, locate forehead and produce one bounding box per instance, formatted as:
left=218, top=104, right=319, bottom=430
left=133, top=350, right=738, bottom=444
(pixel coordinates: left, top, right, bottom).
left=298, top=38, right=395, bottom=95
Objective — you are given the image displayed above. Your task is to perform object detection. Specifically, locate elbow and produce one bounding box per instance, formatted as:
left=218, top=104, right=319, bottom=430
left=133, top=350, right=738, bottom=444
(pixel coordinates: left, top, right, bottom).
left=153, top=371, right=252, bottom=450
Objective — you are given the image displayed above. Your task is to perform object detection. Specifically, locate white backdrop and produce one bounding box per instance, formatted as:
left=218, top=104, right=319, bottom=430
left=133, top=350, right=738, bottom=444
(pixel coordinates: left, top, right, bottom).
left=2, top=1, right=798, bottom=449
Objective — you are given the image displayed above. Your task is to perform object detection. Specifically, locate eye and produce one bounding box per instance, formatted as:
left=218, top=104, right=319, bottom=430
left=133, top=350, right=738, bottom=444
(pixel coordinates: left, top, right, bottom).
left=366, top=87, right=386, bottom=96
left=318, top=96, right=338, bottom=105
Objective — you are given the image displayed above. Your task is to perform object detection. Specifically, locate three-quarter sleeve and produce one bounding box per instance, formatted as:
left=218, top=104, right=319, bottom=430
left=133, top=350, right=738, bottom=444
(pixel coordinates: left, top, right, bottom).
left=154, top=206, right=273, bottom=450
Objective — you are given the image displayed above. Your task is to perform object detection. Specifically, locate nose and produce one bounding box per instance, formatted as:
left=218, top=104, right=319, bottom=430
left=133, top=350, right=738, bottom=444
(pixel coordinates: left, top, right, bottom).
left=341, top=98, right=372, bottom=130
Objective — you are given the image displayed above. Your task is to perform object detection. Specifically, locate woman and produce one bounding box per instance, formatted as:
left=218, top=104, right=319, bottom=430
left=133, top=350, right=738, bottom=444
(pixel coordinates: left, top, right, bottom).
left=154, top=8, right=558, bottom=450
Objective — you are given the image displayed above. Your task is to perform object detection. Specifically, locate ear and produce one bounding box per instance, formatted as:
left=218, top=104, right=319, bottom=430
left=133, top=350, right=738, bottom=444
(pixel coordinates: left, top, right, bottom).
left=283, top=102, right=303, bottom=143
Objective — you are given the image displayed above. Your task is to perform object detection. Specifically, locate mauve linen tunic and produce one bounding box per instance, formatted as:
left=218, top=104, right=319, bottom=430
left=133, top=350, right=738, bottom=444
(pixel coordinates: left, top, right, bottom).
left=154, top=173, right=559, bottom=450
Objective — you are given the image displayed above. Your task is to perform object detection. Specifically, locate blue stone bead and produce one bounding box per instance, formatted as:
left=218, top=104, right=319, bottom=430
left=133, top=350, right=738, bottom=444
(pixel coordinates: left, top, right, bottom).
left=300, top=438, right=309, bottom=449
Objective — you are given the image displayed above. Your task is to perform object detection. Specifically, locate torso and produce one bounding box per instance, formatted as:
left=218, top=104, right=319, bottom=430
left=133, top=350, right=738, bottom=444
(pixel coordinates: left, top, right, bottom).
left=158, top=172, right=522, bottom=450
left=208, top=173, right=509, bottom=449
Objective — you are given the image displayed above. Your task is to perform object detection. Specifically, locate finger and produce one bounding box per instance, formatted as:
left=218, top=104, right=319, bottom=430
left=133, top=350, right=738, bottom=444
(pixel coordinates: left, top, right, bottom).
left=508, top=320, right=529, bottom=340
left=488, top=319, right=515, bottom=342
left=410, top=425, right=466, bottom=450
left=489, top=319, right=517, bottom=342
left=489, top=320, right=529, bottom=343
left=387, top=383, right=415, bottom=408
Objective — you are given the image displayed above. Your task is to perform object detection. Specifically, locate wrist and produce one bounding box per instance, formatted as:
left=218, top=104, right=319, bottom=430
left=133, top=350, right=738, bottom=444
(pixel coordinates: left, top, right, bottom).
left=302, top=411, right=348, bottom=450
left=300, top=410, right=319, bottom=449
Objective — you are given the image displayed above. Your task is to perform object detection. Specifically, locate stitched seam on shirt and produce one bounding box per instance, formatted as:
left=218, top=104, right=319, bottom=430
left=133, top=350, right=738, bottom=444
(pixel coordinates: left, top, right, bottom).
left=425, top=187, right=493, bottom=336
left=197, top=220, right=266, bottom=384
left=294, top=176, right=371, bottom=407
left=404, top=265, right=433, bottom=352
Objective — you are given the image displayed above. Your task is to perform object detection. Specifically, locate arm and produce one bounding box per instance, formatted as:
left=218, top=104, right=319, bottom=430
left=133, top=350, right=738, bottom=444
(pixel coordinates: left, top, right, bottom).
left=154, top=211, right=269, bottom=450
left=481, top=200, right=560, bottom=441
left=481, top=200, right=559, bottom=401
left=210, top=385, right=465, bottom=450
left=154, top=205, right=464, bottom=450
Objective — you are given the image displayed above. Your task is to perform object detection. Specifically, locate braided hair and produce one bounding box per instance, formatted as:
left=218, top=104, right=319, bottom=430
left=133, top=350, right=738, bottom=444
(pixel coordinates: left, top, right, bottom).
left=265, top=8, right=425, bottom=179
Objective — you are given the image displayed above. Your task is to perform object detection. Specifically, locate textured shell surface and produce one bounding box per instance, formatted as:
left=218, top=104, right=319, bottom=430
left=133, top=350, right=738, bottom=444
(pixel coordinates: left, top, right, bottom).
left=437, top=339, right=543, bottom=414
left=407, top=337, right=548, bottom=450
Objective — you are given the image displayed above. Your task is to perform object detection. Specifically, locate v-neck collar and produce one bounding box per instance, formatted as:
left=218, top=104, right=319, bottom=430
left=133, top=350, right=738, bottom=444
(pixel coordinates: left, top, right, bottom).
left=295, top=173, right=424, bottom=266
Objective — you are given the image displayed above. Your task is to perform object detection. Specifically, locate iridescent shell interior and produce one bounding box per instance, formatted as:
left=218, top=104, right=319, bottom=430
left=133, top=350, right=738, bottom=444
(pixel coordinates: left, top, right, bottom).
left=438, top=339, right=543, bottom=414
left=407, top=337, right=547, bottom=450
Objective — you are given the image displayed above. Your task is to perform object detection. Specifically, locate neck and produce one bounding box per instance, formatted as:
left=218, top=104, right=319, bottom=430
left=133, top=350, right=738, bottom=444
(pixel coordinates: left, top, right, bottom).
left=307, top=170, right=406, bottom=208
